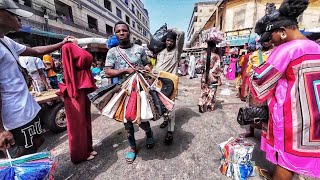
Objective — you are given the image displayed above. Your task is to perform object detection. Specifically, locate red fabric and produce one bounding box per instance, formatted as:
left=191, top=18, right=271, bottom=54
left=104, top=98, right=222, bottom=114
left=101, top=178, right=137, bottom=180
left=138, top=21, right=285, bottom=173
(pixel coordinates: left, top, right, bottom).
left=59, top=43, right=96, bottom=98
left=64, top=90, right=93, bottom=163
left=57, top=43, right=97, bottom=163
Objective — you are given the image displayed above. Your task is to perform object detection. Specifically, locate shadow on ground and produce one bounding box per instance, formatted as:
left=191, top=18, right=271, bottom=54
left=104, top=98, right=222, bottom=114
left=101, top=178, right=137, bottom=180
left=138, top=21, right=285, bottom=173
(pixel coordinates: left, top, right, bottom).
left=139, top=107, right=200, bottom=161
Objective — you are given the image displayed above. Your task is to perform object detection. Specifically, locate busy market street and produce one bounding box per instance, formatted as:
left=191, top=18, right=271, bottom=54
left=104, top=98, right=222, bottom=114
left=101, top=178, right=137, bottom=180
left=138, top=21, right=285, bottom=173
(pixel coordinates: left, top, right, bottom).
left=42, top=76, right=272, bottom=180
left=1, top=0, right=320, bottom=179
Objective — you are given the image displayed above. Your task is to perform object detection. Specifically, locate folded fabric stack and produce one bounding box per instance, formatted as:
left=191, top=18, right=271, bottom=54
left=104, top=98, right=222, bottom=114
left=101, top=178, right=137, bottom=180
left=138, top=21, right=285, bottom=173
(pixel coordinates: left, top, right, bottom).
left=218, top=137, right=255, bottom=180
left=88, top=71, right=178, bottom=124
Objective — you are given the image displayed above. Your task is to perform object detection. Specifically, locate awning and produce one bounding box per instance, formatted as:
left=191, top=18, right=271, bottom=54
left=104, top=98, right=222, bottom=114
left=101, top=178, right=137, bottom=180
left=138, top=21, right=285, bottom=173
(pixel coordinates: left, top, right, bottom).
left=19, top=25, right=66, bottom=39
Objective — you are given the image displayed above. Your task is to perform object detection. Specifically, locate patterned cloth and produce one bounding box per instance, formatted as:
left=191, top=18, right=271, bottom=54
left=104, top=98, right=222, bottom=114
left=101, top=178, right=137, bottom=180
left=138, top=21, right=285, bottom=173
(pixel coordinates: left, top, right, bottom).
left=198, top=53, right=221, bottom=111
left=249, top=39, right=320, bottom=178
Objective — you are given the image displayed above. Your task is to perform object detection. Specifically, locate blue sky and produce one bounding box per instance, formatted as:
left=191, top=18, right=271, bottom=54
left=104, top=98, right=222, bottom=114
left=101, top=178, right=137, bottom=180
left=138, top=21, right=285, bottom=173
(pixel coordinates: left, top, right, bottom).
left=142, top=0, right=213, bottom=35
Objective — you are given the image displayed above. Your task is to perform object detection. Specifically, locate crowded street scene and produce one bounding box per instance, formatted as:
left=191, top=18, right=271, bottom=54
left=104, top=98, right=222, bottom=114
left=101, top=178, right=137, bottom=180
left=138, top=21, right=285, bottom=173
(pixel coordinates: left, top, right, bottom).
left=0, top=0, right=320, bottom=179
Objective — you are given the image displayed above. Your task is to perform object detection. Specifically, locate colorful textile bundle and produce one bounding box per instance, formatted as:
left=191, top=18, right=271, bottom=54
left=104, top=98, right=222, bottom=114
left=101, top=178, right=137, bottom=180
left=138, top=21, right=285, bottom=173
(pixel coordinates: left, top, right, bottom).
left=229, top=47, right=239, bottom=55
left=88, top=71, right=178, bottom=124
left=0, top=152, right=56, bottom=180
left=202, top=27, right=224, bottom=43
left=218, top=137, right=255, bottom=180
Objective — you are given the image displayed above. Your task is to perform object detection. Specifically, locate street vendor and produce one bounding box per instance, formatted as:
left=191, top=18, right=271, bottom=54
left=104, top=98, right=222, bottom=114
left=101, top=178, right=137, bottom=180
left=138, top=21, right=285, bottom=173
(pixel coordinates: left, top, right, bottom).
left=153, top=28, right=185, bottom=144
left=105, top=21, right=154, bottom=164
left=0, top=0, right=71, bottom=157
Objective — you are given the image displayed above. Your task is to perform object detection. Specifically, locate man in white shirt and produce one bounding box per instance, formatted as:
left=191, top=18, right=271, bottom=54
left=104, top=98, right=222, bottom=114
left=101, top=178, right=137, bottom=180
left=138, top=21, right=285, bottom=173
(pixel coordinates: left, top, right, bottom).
left=0, top=0, right=70, bottom=157
left=188, top=54, right=196, bottom=79
left=19, top=56, right=51, bottom=91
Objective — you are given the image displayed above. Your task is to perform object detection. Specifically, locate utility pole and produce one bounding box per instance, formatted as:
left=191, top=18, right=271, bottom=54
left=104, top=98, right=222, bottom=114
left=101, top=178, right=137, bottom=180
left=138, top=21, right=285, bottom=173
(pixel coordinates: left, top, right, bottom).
left=43, top=7, right=49, bottom=45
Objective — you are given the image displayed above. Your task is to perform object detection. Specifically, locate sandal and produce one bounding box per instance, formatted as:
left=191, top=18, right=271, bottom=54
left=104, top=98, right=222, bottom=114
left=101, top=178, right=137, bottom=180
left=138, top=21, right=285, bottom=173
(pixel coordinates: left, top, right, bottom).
left=254, top=166, right=272, bottom=180
left=125, top=151, right=136, bottom=164
left=160, top=120, right=169, bottom=128
left=146, top=137, right=155, bottom=149
left=164, top=132, right=173, bottom=145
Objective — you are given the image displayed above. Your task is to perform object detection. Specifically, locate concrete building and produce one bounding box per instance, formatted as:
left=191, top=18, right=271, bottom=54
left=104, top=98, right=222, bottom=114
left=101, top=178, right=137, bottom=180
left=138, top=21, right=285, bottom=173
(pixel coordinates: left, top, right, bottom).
left=9, top=0, right=151, bottom=46
left=186, top=1, right=219, bottom=48
left=199, top=0, right=320, bottom=47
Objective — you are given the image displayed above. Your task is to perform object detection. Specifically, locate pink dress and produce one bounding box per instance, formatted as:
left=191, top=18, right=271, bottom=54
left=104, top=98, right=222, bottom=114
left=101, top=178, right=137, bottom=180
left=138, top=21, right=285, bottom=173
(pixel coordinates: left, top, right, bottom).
left=226, top=57, right=236, bottom=80
left=249, top=39, right=320, bottom=178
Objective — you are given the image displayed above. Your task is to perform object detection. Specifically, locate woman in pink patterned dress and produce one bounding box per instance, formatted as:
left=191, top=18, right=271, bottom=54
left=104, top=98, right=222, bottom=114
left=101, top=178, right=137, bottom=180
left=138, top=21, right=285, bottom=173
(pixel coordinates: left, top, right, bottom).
left=249, top=0, right=320, bottom=179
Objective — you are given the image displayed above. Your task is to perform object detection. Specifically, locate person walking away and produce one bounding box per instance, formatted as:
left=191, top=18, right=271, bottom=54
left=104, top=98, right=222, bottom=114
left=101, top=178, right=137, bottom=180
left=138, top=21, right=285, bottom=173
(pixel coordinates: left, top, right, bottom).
left=57, top=41, right=97, bottom=164
left=179, top=56, right=188, bottom=76
left=250, top=0, right=320, bottom=179
left=226, top=54, right=237, bottom=80
left=43, top=53, right=59, bottom=89
left=153, top=28, right=185, bottom=144
left=0, top=0, right=70, bottom=157
left=188, top=54, right=196, bottom=79
left=105, top=21, right=154, bottom=163
left=198, top=48, right=221, bottom=113
left=19, top=56, right=51, bottom=92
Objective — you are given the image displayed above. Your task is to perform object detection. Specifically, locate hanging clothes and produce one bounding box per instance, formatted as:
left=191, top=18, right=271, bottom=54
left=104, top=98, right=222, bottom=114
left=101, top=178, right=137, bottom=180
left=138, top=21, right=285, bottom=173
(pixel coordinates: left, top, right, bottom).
left=57, top=43, right=97, bottom=164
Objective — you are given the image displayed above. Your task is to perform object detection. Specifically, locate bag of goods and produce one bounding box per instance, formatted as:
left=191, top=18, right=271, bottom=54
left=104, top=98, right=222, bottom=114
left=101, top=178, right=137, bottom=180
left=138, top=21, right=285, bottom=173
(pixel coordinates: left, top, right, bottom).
left=148, top=24, right=168, bottom=54
left=202, top=27, right=224, bottom=43
left=218, top=137, right=255, bottom=180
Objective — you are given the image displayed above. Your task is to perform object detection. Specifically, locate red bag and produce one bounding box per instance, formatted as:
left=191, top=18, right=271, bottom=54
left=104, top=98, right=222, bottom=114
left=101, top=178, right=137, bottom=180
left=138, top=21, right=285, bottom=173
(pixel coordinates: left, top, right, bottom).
left=125, top=79, right=138, bottom=121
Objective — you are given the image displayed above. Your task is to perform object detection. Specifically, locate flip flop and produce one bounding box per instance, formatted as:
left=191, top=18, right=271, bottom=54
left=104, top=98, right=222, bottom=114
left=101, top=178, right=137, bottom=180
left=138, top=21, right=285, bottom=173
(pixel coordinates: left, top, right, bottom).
left=254, top=166, right=272, bottom=180
left=125, top=151, right=136, bottom=164
left=146, top=137, right=155, bottom=149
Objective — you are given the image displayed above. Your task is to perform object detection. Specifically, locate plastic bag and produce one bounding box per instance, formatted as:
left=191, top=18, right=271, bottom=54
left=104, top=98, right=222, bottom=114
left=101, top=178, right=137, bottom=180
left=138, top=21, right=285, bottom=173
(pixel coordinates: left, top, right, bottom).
left=107, top=35, right=119, bottom=49
left=148, top=24, right=168, bottom=54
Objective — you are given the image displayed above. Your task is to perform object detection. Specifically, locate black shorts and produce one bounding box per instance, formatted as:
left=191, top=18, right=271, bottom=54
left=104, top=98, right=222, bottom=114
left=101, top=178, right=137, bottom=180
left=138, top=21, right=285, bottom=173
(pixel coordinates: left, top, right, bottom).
left=8, top=115, right=43, bottom=157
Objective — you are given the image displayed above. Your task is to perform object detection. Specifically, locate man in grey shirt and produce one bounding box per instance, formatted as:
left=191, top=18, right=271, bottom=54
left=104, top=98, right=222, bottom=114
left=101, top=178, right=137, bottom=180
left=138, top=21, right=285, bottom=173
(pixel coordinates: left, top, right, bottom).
left=154, top=29, right=185, bottom=144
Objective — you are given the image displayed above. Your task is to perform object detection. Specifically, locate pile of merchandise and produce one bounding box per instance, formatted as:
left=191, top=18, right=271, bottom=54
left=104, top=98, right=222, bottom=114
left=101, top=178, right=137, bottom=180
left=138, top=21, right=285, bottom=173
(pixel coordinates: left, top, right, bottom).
left=0, top=151, right=56, bottom=180
left=218, top=137, right=255, bottom=180
left=202, top=27, right=224, bottom=43
left=88, top=71, right=178, bottom=124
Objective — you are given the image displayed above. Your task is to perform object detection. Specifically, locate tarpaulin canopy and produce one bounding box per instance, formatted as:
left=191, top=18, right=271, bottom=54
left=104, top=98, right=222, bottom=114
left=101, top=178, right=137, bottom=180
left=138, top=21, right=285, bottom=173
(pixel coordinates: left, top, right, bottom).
left=20, top=25, right=66, bottom=39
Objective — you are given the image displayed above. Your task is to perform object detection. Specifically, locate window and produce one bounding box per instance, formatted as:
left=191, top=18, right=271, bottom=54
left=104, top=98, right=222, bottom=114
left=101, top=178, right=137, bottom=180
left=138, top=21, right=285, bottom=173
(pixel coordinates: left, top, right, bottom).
left=220, top=16, right=223, bottom=31
left=106, top=24, right=113, bottom=36
left=104, top=0, right=112, bottom=11
left=125, top=15, right=130, bottom=25
left=125, top=0, right=129, bottom=5
left=55, top=0, right=73, bottom=23
left=138, top=25, right=142, bottom=33
left=143, top=29, right=147, bottom=37
left=142, top=17, right=145, bottom=24
left=209, top=9, right=214, bottom=12
left=131, top=4, right=135, bottom=14
left=116, top=7, right=122, bottom=19
left=132, top=20, right=136, bottom=28
left=199, top=9, right=202, bottom=13
left=87, top=15, right=98, bottom=31
left=199, top=18, right=202, bottom=22
left=13, top=0, right=32, bottom=7
left=133, top=37, right=136, bottom=42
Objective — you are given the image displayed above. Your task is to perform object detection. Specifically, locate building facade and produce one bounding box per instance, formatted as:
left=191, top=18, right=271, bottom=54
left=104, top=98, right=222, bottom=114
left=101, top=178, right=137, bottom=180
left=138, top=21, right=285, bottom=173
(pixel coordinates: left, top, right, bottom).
left=10, top=0, right=151, bottom=45
left=197, top=0, right=320, bottom=48
left=186, top=1, right=219, bottom=48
